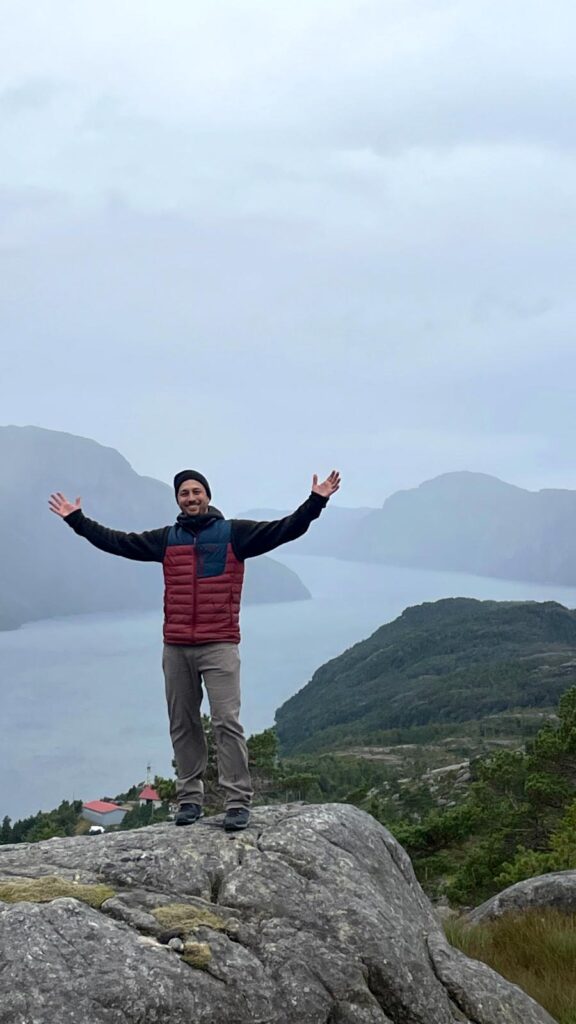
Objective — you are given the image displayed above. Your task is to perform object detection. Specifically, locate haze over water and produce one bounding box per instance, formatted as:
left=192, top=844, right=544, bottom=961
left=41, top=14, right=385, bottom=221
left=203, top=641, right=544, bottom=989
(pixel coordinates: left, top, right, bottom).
left=3, top=553, right=576, bottom=822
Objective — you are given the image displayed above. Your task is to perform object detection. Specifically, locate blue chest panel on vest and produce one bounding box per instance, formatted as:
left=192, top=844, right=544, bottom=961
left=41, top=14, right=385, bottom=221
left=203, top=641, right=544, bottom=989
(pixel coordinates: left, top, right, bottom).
left=166, top=520, right=232, bottom=578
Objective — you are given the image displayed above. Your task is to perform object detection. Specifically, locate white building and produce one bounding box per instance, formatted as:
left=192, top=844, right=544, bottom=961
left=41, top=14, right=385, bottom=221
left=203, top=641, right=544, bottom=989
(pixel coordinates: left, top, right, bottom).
left=82, top=800, right=127, bottom=828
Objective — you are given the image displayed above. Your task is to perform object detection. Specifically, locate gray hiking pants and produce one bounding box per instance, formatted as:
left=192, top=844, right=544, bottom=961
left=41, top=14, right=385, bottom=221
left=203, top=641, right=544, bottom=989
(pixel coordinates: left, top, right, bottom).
left=162, top=642, right=253, bottom=809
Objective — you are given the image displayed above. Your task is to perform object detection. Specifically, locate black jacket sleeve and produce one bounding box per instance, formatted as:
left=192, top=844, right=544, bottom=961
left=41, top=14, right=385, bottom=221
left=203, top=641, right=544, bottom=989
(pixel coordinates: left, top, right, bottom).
left=230, top=492, right=328, bottom=560
left=64, top=509, right=168, bottom=562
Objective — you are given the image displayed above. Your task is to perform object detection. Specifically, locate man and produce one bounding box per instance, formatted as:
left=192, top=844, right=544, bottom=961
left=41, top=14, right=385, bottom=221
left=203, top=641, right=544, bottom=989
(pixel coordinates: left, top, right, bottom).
left=49, top=469, right=340, bottom=832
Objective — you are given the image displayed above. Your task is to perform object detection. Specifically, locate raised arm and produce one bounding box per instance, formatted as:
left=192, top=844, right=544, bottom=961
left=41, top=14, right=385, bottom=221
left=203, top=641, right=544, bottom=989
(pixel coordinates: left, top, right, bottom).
left=231, top=471, right=340, bottom=560
left=49, top=492, right=167, bottom=562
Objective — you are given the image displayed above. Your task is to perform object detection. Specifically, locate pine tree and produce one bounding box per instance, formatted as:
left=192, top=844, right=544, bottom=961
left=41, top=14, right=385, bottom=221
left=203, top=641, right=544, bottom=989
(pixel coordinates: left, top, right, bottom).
left=0, top=816, right=12, bottom=844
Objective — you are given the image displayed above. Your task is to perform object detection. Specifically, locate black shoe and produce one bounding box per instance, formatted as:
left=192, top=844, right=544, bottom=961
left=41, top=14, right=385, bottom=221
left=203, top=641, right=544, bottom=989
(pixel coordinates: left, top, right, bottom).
left=175, top=803, right=203, bottom=826
left=224, top=807, right=250, bottom=832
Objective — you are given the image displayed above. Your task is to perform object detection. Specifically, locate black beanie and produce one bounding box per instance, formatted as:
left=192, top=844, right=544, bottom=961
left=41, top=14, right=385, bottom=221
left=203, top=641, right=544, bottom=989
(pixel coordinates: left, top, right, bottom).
left=173, top=470, right=212, bottom=500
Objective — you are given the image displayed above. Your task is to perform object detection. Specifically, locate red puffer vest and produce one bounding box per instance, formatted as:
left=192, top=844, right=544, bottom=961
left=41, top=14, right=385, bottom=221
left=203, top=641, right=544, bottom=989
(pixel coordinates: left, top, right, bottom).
left=162, top=519, right=244, bottom=644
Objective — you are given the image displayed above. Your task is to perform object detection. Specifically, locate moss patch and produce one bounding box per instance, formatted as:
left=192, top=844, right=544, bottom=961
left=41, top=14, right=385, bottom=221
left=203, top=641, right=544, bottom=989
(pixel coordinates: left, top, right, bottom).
left=182, top=940, right=212, bottom=969
left=151, top=903, right=227, bottom=933
left=0, top=876, right=115, bottom=909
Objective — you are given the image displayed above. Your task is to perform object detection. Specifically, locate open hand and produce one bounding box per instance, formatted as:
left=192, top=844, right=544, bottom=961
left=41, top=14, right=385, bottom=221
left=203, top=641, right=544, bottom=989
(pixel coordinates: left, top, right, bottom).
left=49, top=492, right=82, bottom=518
left=311, top=470, right=341, bottom=499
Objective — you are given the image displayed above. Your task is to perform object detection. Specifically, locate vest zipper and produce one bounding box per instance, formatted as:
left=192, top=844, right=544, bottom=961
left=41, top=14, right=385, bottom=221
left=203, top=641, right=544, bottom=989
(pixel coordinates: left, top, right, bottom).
left=191, top=533, right=197, bottom=638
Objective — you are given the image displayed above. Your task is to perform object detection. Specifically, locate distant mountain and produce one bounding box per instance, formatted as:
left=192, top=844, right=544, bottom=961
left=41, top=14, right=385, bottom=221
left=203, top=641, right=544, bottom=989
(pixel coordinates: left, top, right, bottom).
left=347, top=472, right=576, bottom=582
left=272, top=471, right=576, bottom=587
left=275, top=597, right=576, bottom=754
left=0, top=426, right=310, bottom=631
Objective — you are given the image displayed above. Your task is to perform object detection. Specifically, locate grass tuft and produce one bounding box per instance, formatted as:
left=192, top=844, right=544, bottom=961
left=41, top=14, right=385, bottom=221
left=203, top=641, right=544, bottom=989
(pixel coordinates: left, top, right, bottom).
left=446, top=909, right=576, bottom=1024
left=181, top=940, right=212, bottom=968
left=151, top=902, right=227, bottom=933
left=0, top=876, right=115, bottom=909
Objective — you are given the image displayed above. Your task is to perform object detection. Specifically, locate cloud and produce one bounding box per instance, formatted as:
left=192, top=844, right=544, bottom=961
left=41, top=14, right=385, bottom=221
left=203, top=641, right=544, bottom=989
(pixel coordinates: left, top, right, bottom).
left=0, top=78, right=66, bottom=116
left=0, top=1, right=575, bottom=506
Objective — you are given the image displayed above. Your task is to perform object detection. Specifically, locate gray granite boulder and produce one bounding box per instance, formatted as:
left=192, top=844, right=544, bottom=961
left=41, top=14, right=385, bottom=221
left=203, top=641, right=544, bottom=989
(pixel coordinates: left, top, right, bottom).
left=468, top=869, right=576, bottom=924
left=0, top=803, right=554, bottom=1024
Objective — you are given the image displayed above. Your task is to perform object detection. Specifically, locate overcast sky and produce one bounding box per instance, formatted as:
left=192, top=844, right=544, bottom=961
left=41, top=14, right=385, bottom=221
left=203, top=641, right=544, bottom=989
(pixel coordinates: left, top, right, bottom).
left=1, top=0, right=575, bottom=511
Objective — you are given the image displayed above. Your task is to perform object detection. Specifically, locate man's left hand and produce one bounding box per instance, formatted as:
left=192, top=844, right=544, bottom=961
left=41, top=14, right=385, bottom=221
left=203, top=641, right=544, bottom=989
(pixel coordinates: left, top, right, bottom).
left=312, top=470, right=341, bottom=498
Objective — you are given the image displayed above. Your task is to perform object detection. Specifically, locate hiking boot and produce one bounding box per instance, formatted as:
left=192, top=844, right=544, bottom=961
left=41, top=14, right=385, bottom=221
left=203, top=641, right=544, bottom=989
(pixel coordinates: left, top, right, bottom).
left=175, top=803, right=203, bottom=826
left=224, top=807, right=250, bottom=832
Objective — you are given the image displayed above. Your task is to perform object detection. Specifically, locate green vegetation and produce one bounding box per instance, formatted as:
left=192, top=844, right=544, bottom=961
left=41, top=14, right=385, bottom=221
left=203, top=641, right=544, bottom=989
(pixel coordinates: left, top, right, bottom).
left=0, top=800, right=83, bottom=845
left=276, top=598, right=576, bottom=755
left=0, top=876, right=115, bottom=908
left=152, top=719, right=396, bottom=815
left=446, top=910, right=576, bottom=1024
left=384, top=687, right=576, bottom=904
left=117, top=801, right=170, bottom=829
left=497, top=799, right=576, bottom=887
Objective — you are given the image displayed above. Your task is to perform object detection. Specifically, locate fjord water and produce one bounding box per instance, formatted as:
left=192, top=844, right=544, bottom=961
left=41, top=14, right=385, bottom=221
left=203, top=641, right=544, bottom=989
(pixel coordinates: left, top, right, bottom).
left=3, top=554, right=576, bottom=821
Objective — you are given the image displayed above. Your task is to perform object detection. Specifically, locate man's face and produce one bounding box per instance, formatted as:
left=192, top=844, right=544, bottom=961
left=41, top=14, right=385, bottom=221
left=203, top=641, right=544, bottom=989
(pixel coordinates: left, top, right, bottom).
left=177, top=480, right=211, bottom=515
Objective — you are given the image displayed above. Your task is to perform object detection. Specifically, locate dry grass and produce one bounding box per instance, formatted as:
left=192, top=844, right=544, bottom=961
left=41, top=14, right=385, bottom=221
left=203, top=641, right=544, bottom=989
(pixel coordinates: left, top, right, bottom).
left=446, top=909, right=576, bottom=1024
left=151, top=902, right=227, bottom=932
left=0, top=875, right=115, bottom=908
left=181, top=940, right=212, bottom=968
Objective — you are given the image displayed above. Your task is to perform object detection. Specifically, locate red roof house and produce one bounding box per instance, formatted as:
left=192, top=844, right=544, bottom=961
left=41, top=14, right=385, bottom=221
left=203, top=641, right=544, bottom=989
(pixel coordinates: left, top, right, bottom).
left=138, top=786, right=162, bottom=807
left=82, top=800, right=127, bottom=828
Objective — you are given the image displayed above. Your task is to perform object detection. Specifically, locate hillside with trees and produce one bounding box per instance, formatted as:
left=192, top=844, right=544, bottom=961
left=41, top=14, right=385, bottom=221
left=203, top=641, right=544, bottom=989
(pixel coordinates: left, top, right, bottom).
left=387, top=686, right=576, bottom=906
left=275, top=597, right=576, bottom=754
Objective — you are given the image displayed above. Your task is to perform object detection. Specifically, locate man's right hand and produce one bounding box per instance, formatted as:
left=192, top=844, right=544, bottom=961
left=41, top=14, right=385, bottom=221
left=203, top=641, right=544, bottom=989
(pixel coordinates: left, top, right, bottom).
left=49, top=493, right=82, bottom=518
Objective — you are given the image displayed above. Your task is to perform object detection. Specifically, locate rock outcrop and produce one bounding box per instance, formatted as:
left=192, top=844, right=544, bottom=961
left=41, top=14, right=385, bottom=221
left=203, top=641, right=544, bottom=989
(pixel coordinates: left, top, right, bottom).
left=468, top=869, right=576, bottom=925
left=0, top=804, right=554, bottom=1024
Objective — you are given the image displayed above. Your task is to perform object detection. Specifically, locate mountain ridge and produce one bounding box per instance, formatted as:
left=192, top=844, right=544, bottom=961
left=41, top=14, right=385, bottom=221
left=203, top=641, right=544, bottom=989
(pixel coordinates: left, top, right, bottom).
left=275, top=596, right=576, bottom=755
left=244, top=470, right=576, bottom=587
